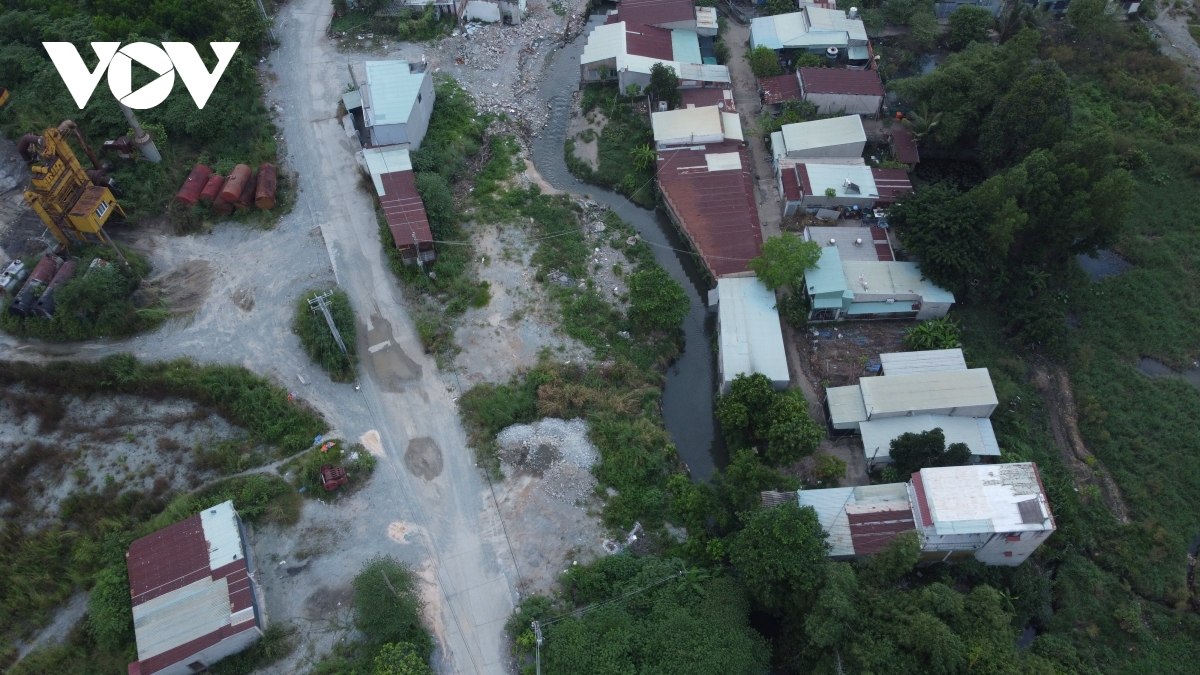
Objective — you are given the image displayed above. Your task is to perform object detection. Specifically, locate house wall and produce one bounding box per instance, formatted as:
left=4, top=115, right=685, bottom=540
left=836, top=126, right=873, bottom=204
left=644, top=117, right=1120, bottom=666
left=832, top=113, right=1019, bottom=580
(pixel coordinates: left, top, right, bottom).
left=153, top=626, right=263, bottom=675
left=974, top=530, right=1050, bottom=566
left=800, top=194, right=876, bottom=210
left=367, top=75, right=434, bottom=150
left=785, top=140, right=863, bottom=158
left=805, top=92, right=882, bottom=116
left=581, top=57, right=619, bottom=83
left=915, top=300, right=952, bottom=320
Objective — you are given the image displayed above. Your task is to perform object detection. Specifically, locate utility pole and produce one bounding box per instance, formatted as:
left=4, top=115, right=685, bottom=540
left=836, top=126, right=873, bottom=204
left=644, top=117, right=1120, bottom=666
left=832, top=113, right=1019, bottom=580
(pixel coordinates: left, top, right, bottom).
left=531, top=620, right=543, bottom=675
left=308, top=290, right=348, bottom=354
left=118, top=102, right=161, bottom=163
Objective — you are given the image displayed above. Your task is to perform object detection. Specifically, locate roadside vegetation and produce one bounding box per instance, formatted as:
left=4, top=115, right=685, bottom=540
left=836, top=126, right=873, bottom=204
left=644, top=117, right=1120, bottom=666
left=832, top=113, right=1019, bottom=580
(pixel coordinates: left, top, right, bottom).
left=330, top=0, right=454, bottom=44
left=294, top=289, right=359, bottom=382
left=0, top=0, right=288, bottom=229
left=278, top=440, right=377, bottom=498
left=0, top=245, right=167, bottom=341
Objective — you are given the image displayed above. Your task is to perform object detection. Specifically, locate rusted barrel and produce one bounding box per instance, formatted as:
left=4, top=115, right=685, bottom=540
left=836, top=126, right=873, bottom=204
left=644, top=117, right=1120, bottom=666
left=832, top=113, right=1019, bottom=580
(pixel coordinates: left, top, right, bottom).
left=34, top=259, right=77, bottom=318
left=174, top=164, right=212, bottom=206
left=212, top=192, right=234, bottom=216
left=234, top=170, right=258, bottom=210
left=199, top=174, right=225, bottom=203
left=220, top=164, right=252, bottom=202
left=255, top=163, right=277, bottom=209
left=8, top=255, right=61, bottom=317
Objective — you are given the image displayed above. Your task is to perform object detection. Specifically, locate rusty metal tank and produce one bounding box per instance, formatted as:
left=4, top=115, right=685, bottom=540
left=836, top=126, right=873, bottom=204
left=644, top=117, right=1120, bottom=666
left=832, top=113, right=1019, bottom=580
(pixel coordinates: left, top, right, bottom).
left=174, top=164, right=212, bottom=206
left=199, top=174, right=225, bottom=203
left=220, top=164, right=252, bottom=202
left=33, top=259, right=77, bottom=318
left=234, top=169, right=258, bottom=210
left=212, top=191, right=234, bottom=216
left=255, top=163, right=277, bottom=210
left=8, top=254, right=62, bottom=317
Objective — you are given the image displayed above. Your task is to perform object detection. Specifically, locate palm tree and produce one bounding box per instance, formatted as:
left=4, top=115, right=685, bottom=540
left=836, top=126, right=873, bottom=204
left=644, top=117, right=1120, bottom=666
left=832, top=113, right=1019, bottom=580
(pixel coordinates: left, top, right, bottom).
left=996, top=0, right=1048, bottom=43
left=630, top=144, right=658, bottom=171
left=902, top=104, right=943, bottom=144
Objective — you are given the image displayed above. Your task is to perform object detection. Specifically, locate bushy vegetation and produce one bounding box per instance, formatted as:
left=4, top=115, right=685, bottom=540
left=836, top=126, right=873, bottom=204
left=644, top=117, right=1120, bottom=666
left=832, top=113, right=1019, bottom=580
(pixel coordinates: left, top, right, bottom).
left=0, top=245, right=167, bottom=341
left=331, top=0, right=454, bottom=43
left=311, top=556, right=433, bottom=675
left=747, top=46, right=783, bottom=79
left=901, top=315, right=962, bottom=350
left=0, top=0, right=283, bottom=225
left=573, top=84, right=656, bottom=207
left=279, top=439, right=377, bottom=497
left=716, top=373, right=823, bottom=467
left=888, top=427, right=971, bottom=475
left=294, top=289, right=359, bottom=381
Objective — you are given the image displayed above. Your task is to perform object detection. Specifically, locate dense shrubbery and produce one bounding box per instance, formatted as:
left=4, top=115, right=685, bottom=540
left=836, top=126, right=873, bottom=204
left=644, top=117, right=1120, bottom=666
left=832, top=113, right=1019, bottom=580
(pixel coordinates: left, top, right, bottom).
left=573, top=84, right=656, bottom=207
left=294, top=289, right=359, bottom=381
left=279, top=440, right=377, bottom=497
left=716, top=374, right=823, bottom=467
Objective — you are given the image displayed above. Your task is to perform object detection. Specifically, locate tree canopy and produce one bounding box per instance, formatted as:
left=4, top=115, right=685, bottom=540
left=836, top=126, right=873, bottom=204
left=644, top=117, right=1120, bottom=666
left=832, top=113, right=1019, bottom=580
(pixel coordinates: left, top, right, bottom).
left=888, top=428, right=972, bottom=475
left=748, top=232, right=822, bottom=291
left=628, top=267, right=689, bottom=333
left=647, top=63, right=682, bottom=108
left=729, top=502, right=830, bottom=611
left=947, top=5, right=993, bottom=51
left=716, top=374, right=824, bottom=466
left=747, top=46, right=783, bottom=78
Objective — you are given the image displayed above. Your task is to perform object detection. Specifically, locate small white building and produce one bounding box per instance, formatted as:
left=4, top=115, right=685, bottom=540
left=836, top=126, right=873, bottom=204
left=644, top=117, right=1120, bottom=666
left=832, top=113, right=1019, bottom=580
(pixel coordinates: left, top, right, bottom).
left=798, top=462, right=1056, bottom=566
left=826, top=368, right=998, bottom=430
left=749, top=7, right=869, bottom=53
left=715, top=277, right=790, bottom=394
left=651, top=105, right=743, bottom=149
left=348, top=60, right=435, bottom=150
left=773, top=115, right=866, bottom=160
left=579, top=20, right=731, bottom=92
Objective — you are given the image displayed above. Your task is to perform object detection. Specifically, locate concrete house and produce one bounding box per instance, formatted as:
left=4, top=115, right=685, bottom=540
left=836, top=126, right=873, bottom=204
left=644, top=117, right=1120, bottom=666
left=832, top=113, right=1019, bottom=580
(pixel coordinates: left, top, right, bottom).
left=579, top=20, right=730, bottom=92
left=798, top=462, right=1056, bottom=566
left=797, top=67, right=885, bottom=116
left=801, top=240, right=954, bottom=323
left=126, top=501, right=264, bottom=675
left=715, top=276, right=790, bottom=394
left=772, top=115, right=867, bottom=161
left=651, top=105, right=743, bottom=150
left=348, top=60, right=435, bottom=150
left=780, top=164, right=912, bottom=213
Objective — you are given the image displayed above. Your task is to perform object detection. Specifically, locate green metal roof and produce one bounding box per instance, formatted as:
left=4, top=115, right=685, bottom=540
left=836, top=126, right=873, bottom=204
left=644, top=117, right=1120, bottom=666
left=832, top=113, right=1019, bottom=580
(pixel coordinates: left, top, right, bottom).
left=805, top=246, right=847, bottom=297
left=365, top=60, right=421, bottom=125
left=671, top=29, right=703, bottom=64
left=813, top=296, right=843, bottom=309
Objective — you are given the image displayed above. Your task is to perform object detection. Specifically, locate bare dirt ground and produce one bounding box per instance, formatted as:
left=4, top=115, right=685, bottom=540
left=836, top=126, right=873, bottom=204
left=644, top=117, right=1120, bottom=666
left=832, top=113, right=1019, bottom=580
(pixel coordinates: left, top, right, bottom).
left=806, top=321, right=911, bottom=389
left=1151, top=5, right=1200, bottom=87
left=724, top=20, right=783, bottom=238
left=566, top=103, right=606, bottom=172
left=1031, top=361, right=1131, bottom=524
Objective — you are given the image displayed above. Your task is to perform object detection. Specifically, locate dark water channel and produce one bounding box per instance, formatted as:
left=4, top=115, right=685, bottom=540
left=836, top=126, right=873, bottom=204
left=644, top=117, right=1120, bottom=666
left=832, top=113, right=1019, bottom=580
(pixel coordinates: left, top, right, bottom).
left=529, top=13, right=727, bottom=479
left=1136, top=357, right=1200, bottom=389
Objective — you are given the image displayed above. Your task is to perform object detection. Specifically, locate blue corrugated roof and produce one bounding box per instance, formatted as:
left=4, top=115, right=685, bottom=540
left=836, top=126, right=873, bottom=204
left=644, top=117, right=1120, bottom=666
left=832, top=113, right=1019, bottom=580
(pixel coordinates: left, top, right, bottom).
left=671, top=29, right=703, bottom=64
left=749, top=16, right=781, bottom=50
left=805, top=246, right=847, bottom=297
left=365, top=60, right=422, bottom=126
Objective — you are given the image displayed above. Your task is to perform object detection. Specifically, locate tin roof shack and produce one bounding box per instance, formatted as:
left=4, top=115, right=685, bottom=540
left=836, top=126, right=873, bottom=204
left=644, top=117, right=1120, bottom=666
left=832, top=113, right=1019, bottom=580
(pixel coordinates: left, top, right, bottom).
left=715, top=277, right=790, bottom=394
left=651, top=105, right=743, bottom=150
left=126, top=501, right=263, bottom=675
left=804, top=245, right=954, bottom=323
left=362, top=146, right=435, bottom=266
left=773, top=115, right=867, bottom=161
left=797, top=462, right=1054, bottom=565
left=861, top=415, right=1001, bottom=467
left=580, top=21, right=731, bottom=92
left=779, top=164, right=912, bottom=214
left=657, top=142, right=761, bottom=279
left=759, top=72, right=802, bottom=106
left=825, top=367, right=997, bottom=430
left=879, top=348, right=966, bottom=376
left=350, top=60, right=435, bottom=150
left=797, top=67, right=885, bottom=117
left=749, top=7, right=869, bottom=53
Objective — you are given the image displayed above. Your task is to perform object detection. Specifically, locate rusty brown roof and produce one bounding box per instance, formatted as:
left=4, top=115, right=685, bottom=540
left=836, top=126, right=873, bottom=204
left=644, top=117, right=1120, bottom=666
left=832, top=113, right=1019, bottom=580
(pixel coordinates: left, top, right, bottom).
left=890, top=125, right=920, bottom=165
left=624, top=22, right=675, bottom=60
left=657, top=141, right=762, bottom=278
left=614, top=0, right=696, bottom=27
left=781, top=165, right=802, bottom=202
left=799, top=68, right=885, bottom=97
left=127, top=514, right=211, bottom=605
left=912, top=471, right=933, bottom=527
left=759, top=73, right=801, bottom=105
left=871, top=168, right=913, bottom=202
left=379, top=170, right=433, bottom=249
left=848, top=506, right=916, bottom=554
left=681, top=87, right=734, bottom=111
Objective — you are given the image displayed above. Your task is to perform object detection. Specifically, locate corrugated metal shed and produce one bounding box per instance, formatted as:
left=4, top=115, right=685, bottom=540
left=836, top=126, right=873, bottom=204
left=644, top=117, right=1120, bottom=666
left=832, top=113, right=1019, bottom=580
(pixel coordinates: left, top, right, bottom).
left=718, top=277, right=790, bottom=391
left=364, top=61, right=421, bottom=126
left=799, top=487, right=857, bottom=555
left=859, top=368, right=998, bottom=419
left=681, top=87, right=735, bottom=110
left=781, top=115, right=866, bottom=157
left=671, top=29, right=703, bottom=63
left=134, top=578, right=232, bottom=660
left=750, top=8, right=868, bottom=50
left=200, top=502, right=245, bottom=569
left=871, top=168, right=913, bottom=201
left=918, top=463, right=1053, bottom=533
left=378, top=170, right=433, bottom=249
left=760, top=73, right=801, bottom=105
left=826, top=384, right=867, bottom=428
left=798, top=67, right=884, bottom=96
left=652, top=106, right=724, bottom=146
left=890, top=125, right=920, bottom=165
left=880, top=349, right=967, bottom=376
left=860, top=414, right=1001, bottom=464
left=799, top=483, right=913, bottom=556
left=674, top=61, right=731, bottom=82
left=614, top=0, right=696, bottom=26
left=805, top=246, right=847, bottom=295
left=841, top=260, right=956, bottom=303
left=799, top=163, right=879, bottom=198
left=362, top=146, right=413, bottom=193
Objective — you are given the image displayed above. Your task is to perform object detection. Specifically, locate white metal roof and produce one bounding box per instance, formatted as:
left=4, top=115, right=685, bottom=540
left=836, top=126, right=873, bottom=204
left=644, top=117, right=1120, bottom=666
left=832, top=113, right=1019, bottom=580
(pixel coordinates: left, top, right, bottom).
left=581, top=21, right=625, bottom=64
left=721, top=111, right=744, bottom=142
left=859, top=368, right=998, bottom=417
left=801, top=163, right=878, bottom=198
left=696, top=6, right=718, bottom=30
left=827, top=384, right=867, bottom=425
left=133, top=577, right=232, bottom=660
left=781, top=116, right=866, bottom=156
left=364, top=61, right=424, bottom=127
left=841, top=260, right=956, bottom=303
left=581, top=22, right=730, bottom=82
left=671, top=28, right=703, bottom=63
left=361, top=146, right=413, bottom=194
left=200, top=500, right=244, bottom=570
left=880, top=349, right=966, bottom=376
left=750, top=8, right=868, bottom=50
left=860, top=414, right=1001, bottom=463
left=706, top=152, right=742, bottom=171
left=652, top=105, right=723, bottom=144
left=918, top=463, right=1054, bottom=534
left=799, top=483, right=912, bottom=556
left=717, top=277, right=789, bottom=385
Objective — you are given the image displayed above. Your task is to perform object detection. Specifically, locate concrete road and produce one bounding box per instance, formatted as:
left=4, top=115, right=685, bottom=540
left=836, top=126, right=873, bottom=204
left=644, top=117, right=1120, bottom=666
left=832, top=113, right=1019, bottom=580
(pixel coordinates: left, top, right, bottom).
left=724, top=21, right=783, bottom=239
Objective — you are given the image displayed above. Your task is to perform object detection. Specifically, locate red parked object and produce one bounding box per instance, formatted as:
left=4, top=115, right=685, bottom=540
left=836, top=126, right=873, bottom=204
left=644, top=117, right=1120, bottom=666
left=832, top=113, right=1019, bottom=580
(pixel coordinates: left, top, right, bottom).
left=320, top=464, right=348, bottom=491
left=199, top=174, right=224, bottom=203
left=174, top=164, right=212, bottom=205
left=212, top=191, right=235, bottom=216
left=234, top=170, right=257, bottom=210
left=255, top=163, right=277, bottom=210
left=220, top=164, right=251, bottom=202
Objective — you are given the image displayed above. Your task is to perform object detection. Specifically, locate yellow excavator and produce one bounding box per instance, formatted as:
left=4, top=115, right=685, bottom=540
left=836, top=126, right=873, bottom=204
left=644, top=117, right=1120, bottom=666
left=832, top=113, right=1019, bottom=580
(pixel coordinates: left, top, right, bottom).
left=19, top=121, right=127, bottom=261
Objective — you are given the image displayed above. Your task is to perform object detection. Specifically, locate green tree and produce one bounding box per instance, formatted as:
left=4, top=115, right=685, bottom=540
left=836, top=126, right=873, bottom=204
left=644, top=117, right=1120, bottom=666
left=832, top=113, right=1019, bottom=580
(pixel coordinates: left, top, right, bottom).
left=979, top=61, right=1072, bottom=168
left=354, top=556, right=433, bottom=655
left=889, top=428, right=972, bottom=474
left=948, top=5, right=992, bottom=50
left=804, top=562, right=858, bottom=648
left=627, top=267, right=689, bottom=333
left=374, top=642, right=433, bottom=675
left=748, top=232, right=821, bottom=291
left=891, top=184, right=996, bottom=295
left=87, top=564, right=134, bottom=653
left=762, top=0, right=797, bottom=16
left=630, top=143, right=657, bottom=171
left=716, top=374, right=822, bottom=466
left=647, top=62, right=682, bottom=108
left=902, top=316, right=963, bottom=351
left=729, top=502, right=830, bottom=610
left=1066, top=0, right=1117, bottom=41
left=715, top=448, right=800, bottom=517
left=861, top=530, right=921, bottom=585
left=764, top=394, right=824, bottom=466
left=414, top=172, right=457, bottom=240
left=747, top=46, right=783, bottom=78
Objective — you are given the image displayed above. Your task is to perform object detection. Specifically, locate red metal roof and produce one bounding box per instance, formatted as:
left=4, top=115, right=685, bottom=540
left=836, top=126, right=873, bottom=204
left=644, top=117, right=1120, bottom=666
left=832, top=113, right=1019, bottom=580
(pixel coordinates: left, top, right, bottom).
left=781, top=165, right=802, bottom=202
left=136, top=622, right=259, bottom=675
left=127, top=514, right=211, bottom=606
left=624, top=23, right=675, bottom=61
left=847, top=506, right=916, bottom=555
left=795, top=164, right=813, bottom=197
left=871, top=168, right=913, bottom=202
left=798, top=68, right=885, bottom=97
left=874, top=243, right=893, bottom=261
left=614, top=0, right=696, bottom=27
left=890, top=125, right=920, bottom=165
left=680, top=87, right=734, bottom=111
left=911, top=471, right=933, bottom=527
left=759, top=73, right=801, bottom=105
left=657, top=141, right=762, bottom=278
left=379, top=170, right=433, bottom=249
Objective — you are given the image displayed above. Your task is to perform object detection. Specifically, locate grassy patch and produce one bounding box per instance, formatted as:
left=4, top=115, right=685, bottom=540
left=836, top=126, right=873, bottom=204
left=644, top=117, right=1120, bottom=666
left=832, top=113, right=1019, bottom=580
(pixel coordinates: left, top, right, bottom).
left=0, top=245, right=167, bottom=341
left=209, top=623, right=298, bottom=675
left=278, top=440, right=378, bottom=498
left=294, top=289, right=359, bottom=382
left=575, top=84, right=656, bottom=208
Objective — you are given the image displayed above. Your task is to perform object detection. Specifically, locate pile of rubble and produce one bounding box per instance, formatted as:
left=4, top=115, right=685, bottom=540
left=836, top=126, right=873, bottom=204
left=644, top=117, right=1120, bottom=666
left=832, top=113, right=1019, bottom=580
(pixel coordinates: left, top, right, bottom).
left=496, top=417, right=599, bottom=505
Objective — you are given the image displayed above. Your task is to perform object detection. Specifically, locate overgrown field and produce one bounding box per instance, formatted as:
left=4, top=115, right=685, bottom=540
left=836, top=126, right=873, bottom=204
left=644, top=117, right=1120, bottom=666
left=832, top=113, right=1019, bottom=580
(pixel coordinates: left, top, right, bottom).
left=567, top=84, right=656, bottom=208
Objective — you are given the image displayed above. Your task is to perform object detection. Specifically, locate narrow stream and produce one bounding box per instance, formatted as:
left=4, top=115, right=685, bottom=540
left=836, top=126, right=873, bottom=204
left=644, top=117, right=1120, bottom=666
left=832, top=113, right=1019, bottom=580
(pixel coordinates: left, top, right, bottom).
left=529, top=13, right=727, bottom=479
